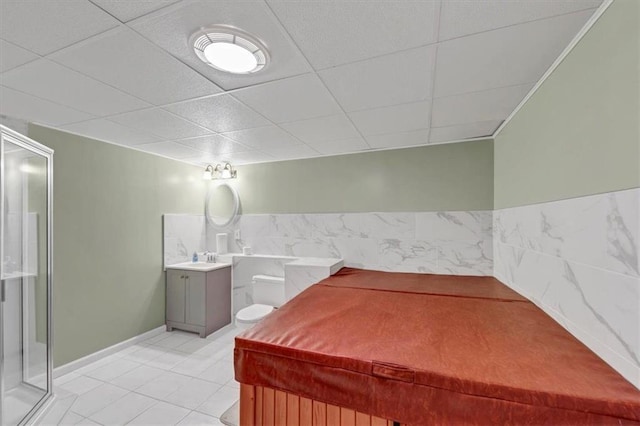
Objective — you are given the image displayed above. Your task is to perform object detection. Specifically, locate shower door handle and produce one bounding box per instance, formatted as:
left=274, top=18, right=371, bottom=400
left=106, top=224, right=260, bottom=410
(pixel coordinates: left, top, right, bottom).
left=1, top=279, right=5, bottom=302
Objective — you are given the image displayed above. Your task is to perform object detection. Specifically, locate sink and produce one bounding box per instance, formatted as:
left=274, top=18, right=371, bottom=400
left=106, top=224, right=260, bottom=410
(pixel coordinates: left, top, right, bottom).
left=165, top=261, right=231, bottom=272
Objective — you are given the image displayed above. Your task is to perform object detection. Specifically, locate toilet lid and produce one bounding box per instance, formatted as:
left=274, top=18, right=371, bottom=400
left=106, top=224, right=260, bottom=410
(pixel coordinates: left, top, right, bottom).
left=236, top=304, right=274, bottom=323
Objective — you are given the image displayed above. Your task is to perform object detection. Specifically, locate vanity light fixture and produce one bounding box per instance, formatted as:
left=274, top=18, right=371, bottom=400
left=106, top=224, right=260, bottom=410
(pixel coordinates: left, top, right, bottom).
left=203, top=162, right=237, bottom=180
left=191, top=26, right=269, bottom=74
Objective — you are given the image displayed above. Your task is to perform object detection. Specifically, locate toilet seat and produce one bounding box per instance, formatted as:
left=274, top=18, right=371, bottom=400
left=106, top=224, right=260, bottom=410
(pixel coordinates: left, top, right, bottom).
left=236, top=303, right=274, bottom=324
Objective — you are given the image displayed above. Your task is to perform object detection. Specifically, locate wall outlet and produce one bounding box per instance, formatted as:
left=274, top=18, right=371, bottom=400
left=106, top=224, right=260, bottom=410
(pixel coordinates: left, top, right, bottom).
left=234, top=229, right=241, bottom=240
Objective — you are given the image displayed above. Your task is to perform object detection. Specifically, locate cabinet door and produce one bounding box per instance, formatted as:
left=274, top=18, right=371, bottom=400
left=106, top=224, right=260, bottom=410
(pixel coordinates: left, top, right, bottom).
left=166, top=270, right=185, bottom=324
left=186, top=272, right=206, bottom=326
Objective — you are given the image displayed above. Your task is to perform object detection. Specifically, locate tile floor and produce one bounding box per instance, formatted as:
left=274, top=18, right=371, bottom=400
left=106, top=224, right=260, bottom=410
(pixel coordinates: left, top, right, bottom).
left=37, top=327, right=242, bottom=425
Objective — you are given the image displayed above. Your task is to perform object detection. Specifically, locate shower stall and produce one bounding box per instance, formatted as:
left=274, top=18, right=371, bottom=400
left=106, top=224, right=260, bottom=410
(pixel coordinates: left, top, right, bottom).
left=0, top=125, right=53, bottom=425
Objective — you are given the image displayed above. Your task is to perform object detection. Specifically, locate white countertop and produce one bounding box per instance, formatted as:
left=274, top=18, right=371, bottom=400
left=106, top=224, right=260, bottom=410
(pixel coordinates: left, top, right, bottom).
left=165, top=262, right=231, bottom=272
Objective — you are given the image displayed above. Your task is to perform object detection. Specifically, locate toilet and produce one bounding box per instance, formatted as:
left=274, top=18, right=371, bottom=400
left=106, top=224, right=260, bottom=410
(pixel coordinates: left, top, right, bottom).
left=235, top=275, right=285, bottom=329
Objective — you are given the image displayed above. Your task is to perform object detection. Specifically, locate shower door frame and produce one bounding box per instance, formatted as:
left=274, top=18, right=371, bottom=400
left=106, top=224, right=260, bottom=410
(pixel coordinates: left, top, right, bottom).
left=0, top=125, right=54, bottom=425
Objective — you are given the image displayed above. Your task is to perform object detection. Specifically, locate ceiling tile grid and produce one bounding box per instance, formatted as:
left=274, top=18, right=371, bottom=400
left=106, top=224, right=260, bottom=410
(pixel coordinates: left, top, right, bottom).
left=0, top=59, right=152, bottom=116
left=0, top=0, right=119, bottom=55
left=59, top=118, right=162, bottom=146
left=108, top=107, right=213, bottom=140
left=89, top=0, right=181, bottom=23
left=172, top=134, right=253, bottom=156
left=48, top=27, right=223, bottom=106
left=0, top=0, right=603, bottom=165
left=221, top=126, right=306, bottom=151
left=0, top=85, right=95, bottom=126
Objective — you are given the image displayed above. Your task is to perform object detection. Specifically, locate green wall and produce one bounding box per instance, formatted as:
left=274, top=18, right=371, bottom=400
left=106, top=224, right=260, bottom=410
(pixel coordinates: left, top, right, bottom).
left=494, top=0, right=640, bottom=209
left=28, top=124, right=207, bottom=366
left=234, top=139, right=494, bottom=214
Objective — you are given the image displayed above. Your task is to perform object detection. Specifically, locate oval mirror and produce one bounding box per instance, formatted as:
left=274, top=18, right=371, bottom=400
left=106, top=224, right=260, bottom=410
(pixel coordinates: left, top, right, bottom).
left=205, top=182, right=240, bottom=229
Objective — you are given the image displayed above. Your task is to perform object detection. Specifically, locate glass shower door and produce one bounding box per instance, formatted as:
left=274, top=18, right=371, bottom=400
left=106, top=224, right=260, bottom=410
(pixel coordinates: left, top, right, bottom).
left=0, top=126, right=53, bottom=425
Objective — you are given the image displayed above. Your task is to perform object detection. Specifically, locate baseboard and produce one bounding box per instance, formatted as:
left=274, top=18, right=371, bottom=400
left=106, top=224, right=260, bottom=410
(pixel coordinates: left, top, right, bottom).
left=53, top=325, right=166, bottom=378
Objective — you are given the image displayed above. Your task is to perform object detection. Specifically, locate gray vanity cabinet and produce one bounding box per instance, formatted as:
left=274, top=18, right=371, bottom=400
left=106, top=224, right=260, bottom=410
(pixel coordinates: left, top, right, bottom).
left=166, top=266, right=231, bottom=338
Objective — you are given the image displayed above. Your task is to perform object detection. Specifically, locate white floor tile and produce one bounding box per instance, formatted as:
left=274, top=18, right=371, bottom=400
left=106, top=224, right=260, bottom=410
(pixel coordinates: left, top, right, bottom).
left=70, top=383, right=129, bottom=417
left=88, top=392, right=155, bottom=425
left=143, top=332, right=173, bottom=345
left=54, top=373, right=80, bottom=387
left=177, top=411, right=223, bottom=425
left=123, top=345, right=167, bottom=364
left=161, top=378, right=222, bottom=410
left=58, top=375, right=103, bottom=395
left=224, top=379, right=240, bottom=390
left=153, top=332, right=199, bottom=350
left=75, top=418, right=101, bottom=426
left=128, top=401, right=190, bottom=426
left=198, top=361, right=234, bottom=385
left=73, top=355, right=119, bottom=376
left=193, top=342, right=231, bottom=360
left=136, top=371, right=192, bottom=399
left=109, top=365, right=165, bottom=391
left=85, top=358, right=140, bottom=381
left=174, top=338, right=216, bottom=355
left=58, top=411, right=84, bottom=425
left=171, top=354, right=215, bottom=377
left=37, top=393, right=78, bottom=426
left=47, top=327, right=241, bottom=425
left=194, top=386, right=238, bottom=418
left=146, top=350, right=190, bottom=370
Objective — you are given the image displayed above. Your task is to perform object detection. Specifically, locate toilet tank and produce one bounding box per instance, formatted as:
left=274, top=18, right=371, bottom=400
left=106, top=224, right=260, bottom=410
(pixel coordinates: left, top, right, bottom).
left=252, top=275, right=286, bottom=307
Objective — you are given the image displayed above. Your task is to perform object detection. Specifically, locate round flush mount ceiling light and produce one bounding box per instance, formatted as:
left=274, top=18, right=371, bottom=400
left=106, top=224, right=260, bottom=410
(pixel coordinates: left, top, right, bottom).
left=191, top=26, right=269, bottom=74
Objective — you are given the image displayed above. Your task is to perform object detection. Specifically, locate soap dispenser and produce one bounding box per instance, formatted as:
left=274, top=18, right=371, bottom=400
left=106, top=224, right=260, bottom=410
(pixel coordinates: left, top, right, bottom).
left=192, top=252, right=198, bottom=263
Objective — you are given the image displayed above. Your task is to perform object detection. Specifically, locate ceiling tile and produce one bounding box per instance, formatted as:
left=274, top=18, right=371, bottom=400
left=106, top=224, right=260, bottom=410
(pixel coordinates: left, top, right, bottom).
left=232, top=74, right=341, bottom=123
left=366, top=129, right=430, bottom=149
left=59, top=118, right=161, bottom=146
left=280, top=114, right=360, bottom=146
left=50, top=27, right=222, bottom=105
left=0, top=0, right=118, bottom=55
left=222, top=126, right=302, bottom=151
left=172, top=134, right=251, bottom=155
left=267, top=0, right=439, bottom=69
left=109, top=108, right=211, bottom=140
left=434, top=9, right=596, bottom=98
left=432, top=84, right=532, bottom=128
left=181, top=155, right=219, bottom=167
left=0, top=85, right=94, bottom=125
left=319, top=46, right=436, bottom=112
left=1, top=59, right=150, bottom=116
left=429, top=121, right=502, bottom=143
left=268, top=144, right=320, bottom=161
left=439, top=0, right=600, bottom=41
left=135, top=141, right=206, bottom=159
left=0, top=39, right=39, bottom=73
left=313, top=137, right=370, bottom=156
left=348, top=101, right=431, bottom=136
left=223, top=150, right=275, bottom=165
left=90, top=0, right=180, bottom=22
left=165, top=95, right=270, bottom=133
left=130, top=1, right=310, bottom=90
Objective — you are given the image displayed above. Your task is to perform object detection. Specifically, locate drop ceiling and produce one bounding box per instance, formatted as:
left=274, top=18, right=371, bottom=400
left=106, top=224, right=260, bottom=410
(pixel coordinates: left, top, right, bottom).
left=0, top=0, right=602, bottom=166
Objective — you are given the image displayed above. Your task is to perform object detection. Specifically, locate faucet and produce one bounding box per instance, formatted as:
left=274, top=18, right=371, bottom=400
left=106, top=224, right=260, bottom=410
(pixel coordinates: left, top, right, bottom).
left=204, top=252, right=217, bottom=263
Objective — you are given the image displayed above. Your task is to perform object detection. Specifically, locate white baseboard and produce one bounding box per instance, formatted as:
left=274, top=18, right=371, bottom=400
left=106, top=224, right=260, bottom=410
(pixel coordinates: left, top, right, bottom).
left=53, top=326, right=166, bottom=378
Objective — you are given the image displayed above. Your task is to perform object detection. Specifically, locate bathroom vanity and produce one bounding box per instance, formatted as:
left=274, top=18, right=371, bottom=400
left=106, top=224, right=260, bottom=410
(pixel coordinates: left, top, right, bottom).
left=165, top=262, right=231, bottom=338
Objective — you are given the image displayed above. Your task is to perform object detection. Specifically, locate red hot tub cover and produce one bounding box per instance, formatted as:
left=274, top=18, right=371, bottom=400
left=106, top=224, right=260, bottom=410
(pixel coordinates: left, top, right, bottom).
left=234, top=268, right=640, bottom=425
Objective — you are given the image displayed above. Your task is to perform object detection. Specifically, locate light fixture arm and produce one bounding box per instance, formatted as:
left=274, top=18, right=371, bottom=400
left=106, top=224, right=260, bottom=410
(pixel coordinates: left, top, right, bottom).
left=202, top=162, right=237, bottom=180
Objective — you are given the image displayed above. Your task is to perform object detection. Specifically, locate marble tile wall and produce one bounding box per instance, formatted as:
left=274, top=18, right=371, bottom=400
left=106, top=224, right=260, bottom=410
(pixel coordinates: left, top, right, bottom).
left=493, top=188, right=640, bottom=388
left=208, top=211, right=493, bottom=276
left=163, top=214, right=207, bottom=267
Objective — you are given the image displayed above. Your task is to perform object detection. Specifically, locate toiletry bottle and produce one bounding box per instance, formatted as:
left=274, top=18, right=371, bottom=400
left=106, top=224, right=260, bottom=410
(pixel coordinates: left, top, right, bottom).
left=192, top=252, right=198, bottom=263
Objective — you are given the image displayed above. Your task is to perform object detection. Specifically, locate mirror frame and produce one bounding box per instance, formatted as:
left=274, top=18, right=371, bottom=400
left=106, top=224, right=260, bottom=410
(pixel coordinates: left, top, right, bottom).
left=205, top=182, right=240, bottom=229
